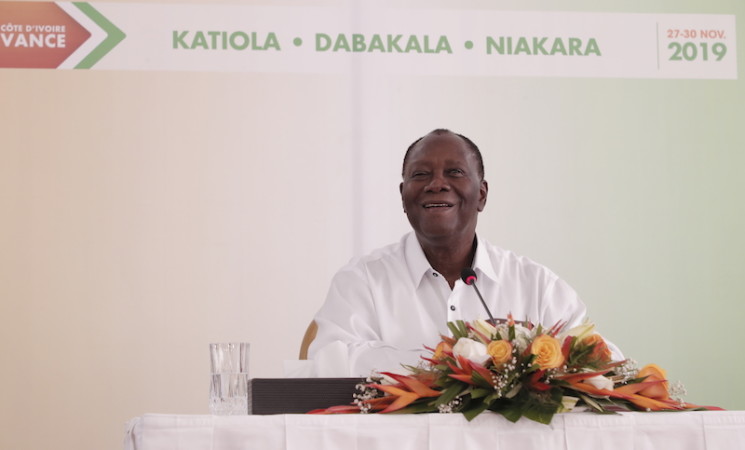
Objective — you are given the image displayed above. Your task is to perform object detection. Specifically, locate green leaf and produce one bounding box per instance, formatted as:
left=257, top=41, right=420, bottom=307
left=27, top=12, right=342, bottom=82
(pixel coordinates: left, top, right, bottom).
left=470, top=371, right=496, bottom=389
left=498, top=403, right=523, bottom=423
left=392, top=401, right=438, bottom=414
left=457, top=320, right=469, bottom=337
left=435, top=383, right=465, bottom=406
left=524, top=354, right=537, bottom=366
left=447, top=321, right=469, bottom=339
left=462, top=401, right=490, bottom=421
left=447, top=321, right=459, bottom=337
left=483, top=392, right=501, bottom=404
left=522, top=406, right=555, bottom=425
left=520, top=389, right=562, bottom=425
left=578, top=394, right=606, bottom=413
left=470, top=388, right=490, bottom=399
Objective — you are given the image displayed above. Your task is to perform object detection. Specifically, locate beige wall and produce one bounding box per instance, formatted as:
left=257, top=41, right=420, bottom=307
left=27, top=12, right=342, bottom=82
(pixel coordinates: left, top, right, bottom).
left=1, top=1, right=744, bottom=449
left=1, top=69, right=356, bottom=448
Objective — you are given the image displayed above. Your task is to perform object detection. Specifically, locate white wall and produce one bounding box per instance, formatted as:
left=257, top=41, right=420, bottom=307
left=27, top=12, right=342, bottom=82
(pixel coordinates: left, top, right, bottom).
left=1, top=1, right=744, bottom=449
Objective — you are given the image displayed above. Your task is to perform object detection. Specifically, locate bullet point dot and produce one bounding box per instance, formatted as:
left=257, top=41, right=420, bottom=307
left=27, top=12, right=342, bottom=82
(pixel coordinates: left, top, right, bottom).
left=465, top=41, right=474, bottom=50
left=293, top=37, right=303, bottom=47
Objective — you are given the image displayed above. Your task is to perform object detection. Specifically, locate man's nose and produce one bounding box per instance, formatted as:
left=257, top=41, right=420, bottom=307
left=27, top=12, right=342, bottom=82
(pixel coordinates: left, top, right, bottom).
left=425, top=173, right=450, bottom=192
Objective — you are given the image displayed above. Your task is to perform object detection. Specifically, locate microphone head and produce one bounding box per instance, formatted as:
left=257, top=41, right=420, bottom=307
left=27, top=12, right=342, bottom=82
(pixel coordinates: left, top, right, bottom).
left=460, top=268, right=477, bottom=285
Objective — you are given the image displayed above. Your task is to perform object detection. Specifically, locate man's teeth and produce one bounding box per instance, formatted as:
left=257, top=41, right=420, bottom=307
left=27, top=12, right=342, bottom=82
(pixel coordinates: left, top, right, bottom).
left=425, top=203, right=450, bottom=208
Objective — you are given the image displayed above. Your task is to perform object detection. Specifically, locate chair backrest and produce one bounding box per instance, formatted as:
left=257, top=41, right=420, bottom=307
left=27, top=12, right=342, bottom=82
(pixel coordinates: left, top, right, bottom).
left=298, top=320, right=318, bottom=360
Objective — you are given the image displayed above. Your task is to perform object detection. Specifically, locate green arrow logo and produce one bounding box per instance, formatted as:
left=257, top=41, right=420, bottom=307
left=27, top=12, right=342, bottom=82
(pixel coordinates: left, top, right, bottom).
left=73, top=2, right=126, bottom=69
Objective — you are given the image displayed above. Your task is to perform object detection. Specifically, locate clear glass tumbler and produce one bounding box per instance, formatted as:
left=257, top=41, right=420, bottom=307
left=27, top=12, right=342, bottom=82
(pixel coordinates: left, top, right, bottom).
left=209, top=342, right=250, bottom=415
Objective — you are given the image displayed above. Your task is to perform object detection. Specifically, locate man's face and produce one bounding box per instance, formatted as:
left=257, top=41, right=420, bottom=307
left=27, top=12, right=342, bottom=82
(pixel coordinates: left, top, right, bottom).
left=400, top=132, right=488, bottom=244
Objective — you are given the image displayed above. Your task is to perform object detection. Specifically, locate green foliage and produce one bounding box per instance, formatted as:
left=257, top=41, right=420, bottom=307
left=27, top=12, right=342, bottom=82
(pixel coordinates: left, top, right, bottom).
left=448, top=320, right=469, bottom=339
left=330, top=320, right=706, bottom=425
left=435, top=383, right=464, bottom=407
left=462, top=401, right=490, bottom=421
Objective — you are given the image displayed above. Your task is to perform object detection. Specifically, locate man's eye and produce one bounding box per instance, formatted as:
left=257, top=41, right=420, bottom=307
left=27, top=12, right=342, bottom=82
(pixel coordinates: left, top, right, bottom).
left=412, top=171, right=428, bottom=178
left=448, top=169, right=465, bottom=176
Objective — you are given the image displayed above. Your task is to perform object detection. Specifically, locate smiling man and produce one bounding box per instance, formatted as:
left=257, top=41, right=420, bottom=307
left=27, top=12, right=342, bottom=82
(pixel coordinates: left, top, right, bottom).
left=399, top=129, right=487, bottom=289
left=308, top=129, right=599, bottom=376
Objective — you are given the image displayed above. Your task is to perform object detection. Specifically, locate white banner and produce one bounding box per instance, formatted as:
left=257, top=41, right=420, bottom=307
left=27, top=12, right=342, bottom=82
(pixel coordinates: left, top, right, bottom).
left=4, top=2, right=734, bottom=79
left=100, top=4, right=739, bottom=79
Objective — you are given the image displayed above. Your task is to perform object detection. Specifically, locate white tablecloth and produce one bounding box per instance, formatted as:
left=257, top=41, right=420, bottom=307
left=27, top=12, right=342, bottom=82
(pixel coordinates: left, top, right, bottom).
left=124, top=411, right=745, bottom=450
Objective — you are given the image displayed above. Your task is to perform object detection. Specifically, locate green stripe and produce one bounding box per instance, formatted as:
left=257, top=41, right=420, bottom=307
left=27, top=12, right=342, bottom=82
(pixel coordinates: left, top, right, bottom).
left=73, top=2, right=126, bottom=69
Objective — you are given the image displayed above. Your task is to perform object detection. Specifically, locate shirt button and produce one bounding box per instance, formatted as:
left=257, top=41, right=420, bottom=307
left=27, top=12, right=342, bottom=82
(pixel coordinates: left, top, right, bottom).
left=432, top=273, right=439, bottom=277
left=450, top=305, right=456, bottom=311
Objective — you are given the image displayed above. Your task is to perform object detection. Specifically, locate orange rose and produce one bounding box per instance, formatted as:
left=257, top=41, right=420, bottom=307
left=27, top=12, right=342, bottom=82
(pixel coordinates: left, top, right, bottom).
left=530, top=334, right=565, bottom=369
left=584, top=334, right=612, bottom=363
left=637, top=364, right=669, bottom=400
left=433, top=341, right=453, bottom=360
left=487, top=340, right=513, bottom=365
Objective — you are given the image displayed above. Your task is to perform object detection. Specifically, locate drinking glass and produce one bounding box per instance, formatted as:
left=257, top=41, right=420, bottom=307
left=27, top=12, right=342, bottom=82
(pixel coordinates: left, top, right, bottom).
left=209, top=342, right=250, bottom=415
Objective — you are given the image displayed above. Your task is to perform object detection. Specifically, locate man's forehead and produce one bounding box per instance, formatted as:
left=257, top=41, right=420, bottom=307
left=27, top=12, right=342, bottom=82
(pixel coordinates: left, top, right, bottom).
left=417, top=130, right=464, bottom=147
left=409, top=133, right=474, bottom=161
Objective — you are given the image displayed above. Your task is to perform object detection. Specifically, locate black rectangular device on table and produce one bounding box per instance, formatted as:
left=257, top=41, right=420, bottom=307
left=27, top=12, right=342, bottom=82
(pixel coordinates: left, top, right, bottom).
left=248, top=378, right=364, bottom=415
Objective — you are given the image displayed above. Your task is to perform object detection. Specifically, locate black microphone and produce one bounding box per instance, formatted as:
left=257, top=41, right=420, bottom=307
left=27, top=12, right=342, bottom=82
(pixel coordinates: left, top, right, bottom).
left=460, top=268, right=496, bottom=325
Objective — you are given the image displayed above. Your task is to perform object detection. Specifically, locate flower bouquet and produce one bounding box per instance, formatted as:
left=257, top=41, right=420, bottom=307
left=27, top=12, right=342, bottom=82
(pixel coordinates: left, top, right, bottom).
left=310, top=317, right=720, bottom=424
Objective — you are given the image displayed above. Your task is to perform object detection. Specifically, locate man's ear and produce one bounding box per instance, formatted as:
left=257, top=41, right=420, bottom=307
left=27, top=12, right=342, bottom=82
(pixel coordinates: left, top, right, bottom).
left=399, top=182, right=405, bottom=212
left=477, top=180, right=488, bottom=212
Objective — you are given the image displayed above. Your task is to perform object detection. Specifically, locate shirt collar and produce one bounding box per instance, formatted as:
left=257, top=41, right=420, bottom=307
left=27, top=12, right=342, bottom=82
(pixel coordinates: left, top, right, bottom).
left=472, top=234, right=499, bottom=284
left=404, top=232, right=499, bottom=286
left=404, top=232, right=432, bottom=286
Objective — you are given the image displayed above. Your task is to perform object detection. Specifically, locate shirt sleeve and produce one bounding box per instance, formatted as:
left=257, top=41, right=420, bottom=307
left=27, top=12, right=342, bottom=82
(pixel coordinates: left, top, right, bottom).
left=541, top=277, right=625, bottom=361
left=308, top=262, right=426, bottom=377
left=539, top=277, right=588, bottom=329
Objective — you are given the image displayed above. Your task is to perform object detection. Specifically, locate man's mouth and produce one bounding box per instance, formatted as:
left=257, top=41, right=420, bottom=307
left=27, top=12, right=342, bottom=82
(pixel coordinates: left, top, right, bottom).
left=423, top=202, right=453, bottom=209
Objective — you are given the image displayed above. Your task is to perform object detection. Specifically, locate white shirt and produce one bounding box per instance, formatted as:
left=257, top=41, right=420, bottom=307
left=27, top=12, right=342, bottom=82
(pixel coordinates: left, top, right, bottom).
left=309, top=232, right=590, bottom=377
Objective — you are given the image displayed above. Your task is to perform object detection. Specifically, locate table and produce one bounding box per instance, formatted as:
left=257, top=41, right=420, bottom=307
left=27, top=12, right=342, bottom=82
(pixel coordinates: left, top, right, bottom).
left=124, top=411, right=745, bottom=450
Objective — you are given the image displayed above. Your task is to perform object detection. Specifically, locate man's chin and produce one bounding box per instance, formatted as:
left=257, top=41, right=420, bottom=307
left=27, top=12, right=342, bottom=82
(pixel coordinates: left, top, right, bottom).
left=414, top=225, right=467, bottom=243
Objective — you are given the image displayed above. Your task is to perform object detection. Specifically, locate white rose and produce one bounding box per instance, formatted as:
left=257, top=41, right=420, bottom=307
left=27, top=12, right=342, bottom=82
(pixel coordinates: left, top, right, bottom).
left=452, top=337, right=491, bottom=366
left=585, top=375, right=614, bottom=391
